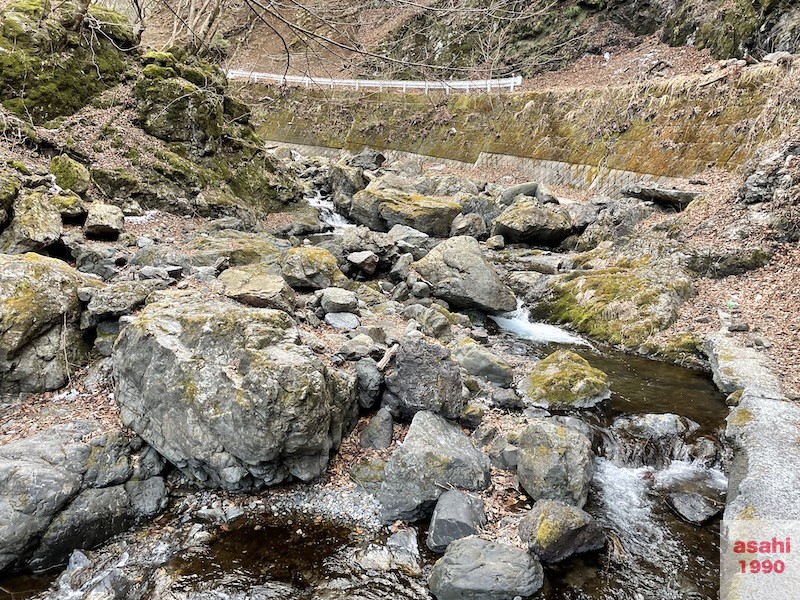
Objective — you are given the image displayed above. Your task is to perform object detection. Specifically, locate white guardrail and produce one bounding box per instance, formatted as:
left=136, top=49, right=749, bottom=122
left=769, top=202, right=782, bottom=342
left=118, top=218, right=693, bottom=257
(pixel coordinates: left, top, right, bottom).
left=226, top=70, right=523, bottom=94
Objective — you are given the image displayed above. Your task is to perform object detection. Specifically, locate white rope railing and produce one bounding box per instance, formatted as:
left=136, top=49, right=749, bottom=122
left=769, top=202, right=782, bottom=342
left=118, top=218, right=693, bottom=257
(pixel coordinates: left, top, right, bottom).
left=226, top=70, right=523, bottom=94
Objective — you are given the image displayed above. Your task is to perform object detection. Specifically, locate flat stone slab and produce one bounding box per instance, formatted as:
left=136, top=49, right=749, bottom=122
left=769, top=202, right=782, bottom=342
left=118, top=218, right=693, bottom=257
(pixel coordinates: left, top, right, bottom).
left=704, top=333, right=781, bottom=395
left=725, top=390, right=800, bottom=521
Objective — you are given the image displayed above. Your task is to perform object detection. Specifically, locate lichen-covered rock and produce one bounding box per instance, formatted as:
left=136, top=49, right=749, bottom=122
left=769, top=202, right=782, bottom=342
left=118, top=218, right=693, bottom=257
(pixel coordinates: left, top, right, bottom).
left=413, top=236, right=516, bottom=313
left=518, top=499, right=605, bottom=563
left=280, top=246, right=341, bottom=290
left=79, top=280, right=166, bottom=330
left=217, top=265, right=296, bottom=312
left=320, top=287, right=358, bottom=314
left=184, top=230, right=287, bottom=267
left=453, top=338, right=513, bottom=386
left=517, top=419, right=594, bottom=508
left=0, top=188, right=62, bottom=253
left=50, top=155, right=90, bottom=196
left=0, top=172, right=19, bottom=228
left=49, top=192, right=86, bottom=221
left=379, top=411, right=490, bottom=523
left=518, top=350, right=610, bottom=409
left=350, top=188, right=462, bottom=236
left=383, top=335, right=464, bottom=420
left=428, top=537, right=544, bottom=600
left=450, top=212, right=487, bottom=239
left=113, top=291, right=358, bottom=491
left=0, top=253, right=97, bottom=401
left=0, top=419, right=166, bottom=573
left=492, top=196, right=574, bottom=245
left=330, top=163, right=367, bottom=214
left=0, top=0, right=134, bottom=122
left=134, top=69, right=223, bottom=148
left=84, top=203, right=125, bottom=239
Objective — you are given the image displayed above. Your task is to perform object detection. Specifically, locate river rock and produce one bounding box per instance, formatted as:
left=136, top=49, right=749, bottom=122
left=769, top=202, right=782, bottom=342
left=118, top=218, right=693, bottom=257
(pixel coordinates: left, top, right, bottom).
left=607, top=413, right=700, bottom=469
left=347, top=250, right=379, bottom=275
left=453, top=338, right=513, bottom=386
left=427, top=491, right=487, bottom=553
left=379, top=411, right=490, bottom=523
left=360, top=407, right=394, bottom=449
left=355, top=357, right=383, bottom=408
left=348, top=149, right=386, bottom=170
left=85, top=203, right=125, bottom=239
left=280, top=246, right=340, bottom=290
left=382, top=335, right=464, bottom=420
left=217, top=265, right=296, bottom=312
left=518, top=350, right=610, bottom=409
left=413, top=236, right=516, bottom=313
left=0, top=253, right=98, bottom=401
left=324, top=312, right=361, bottom=330
left=428, top=537, right=544, bottom=600
left=517, top=419, right=594, bottom=508
left=0, top=419, right=166, bottom=573
left=79, top=279, right=167, bottom=329
left=666, top=491, right=722, bottom=525
left=621, top=184, right=699, bottom=210
left=402, top=304, right=451, bottom=339
left=492, top=196, right=573, bottom=245
left=704, top=333, right=782, bottom=395
left=113, top=291, right=358, bottom=491
left=518, top=499, right=605, bottom=563
left=0, top=188, right=62, bottom=253
left=450, top=212, right=487, bottom=239
left=320, top=287, right=359, bottom=313
left=350, top=187, right=462, bottom=236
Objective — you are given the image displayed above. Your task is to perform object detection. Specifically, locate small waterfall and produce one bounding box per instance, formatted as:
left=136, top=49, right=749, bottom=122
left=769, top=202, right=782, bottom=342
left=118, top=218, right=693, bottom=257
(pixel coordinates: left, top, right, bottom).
left=489, top=301, right=590, bottom=346
left=307, top=189, right=354, bottom=229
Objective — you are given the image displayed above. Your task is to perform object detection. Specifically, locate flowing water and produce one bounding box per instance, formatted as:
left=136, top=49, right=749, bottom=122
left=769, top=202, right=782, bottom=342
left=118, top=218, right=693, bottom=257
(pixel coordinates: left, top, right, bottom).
left=307, top=189, right=355, bottom=229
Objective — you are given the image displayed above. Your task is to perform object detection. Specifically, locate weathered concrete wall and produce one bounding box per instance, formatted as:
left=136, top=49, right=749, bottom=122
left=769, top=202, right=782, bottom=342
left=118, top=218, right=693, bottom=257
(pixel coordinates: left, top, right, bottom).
left=247, top=65, right=799, bottom=193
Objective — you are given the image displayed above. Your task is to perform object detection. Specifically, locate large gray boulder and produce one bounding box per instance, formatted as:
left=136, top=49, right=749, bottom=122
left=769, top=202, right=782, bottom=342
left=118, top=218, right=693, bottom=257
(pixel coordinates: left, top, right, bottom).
left=427, top=490, right=486, bottom=553
left=280, top=246, right=340, bottom=290
left=79, top=279, right=167, bottom=329
left=518, top=499, right=605, bottom=563
left=413, top=236, right=516, bottom=313
left=517, top=419, right=594, bottom=508
left=379, top=411, right=490, bottom=523
left=492, top=196, right=573, bottom=245
left=428, top=537, right=544, bottom=600
left=0, top=253, right=98, bottom=402
left=84, top=203, right=124, bottom=239
left=383, top=335, right=464, bottom=420
left=0, top=420, right=166, bottom=573
left=113, top=291, right=358, bottom=491
left=350, top=187, right=462, bottom=237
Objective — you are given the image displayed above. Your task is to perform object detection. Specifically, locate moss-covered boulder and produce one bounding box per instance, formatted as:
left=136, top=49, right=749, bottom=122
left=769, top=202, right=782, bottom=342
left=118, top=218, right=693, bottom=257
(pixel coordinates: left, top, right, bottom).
left=0, top=172, right=20, bottom=228
left=134, top=70, right=224, bottom=148
left=541, top=258, right=693, bottom=348
left=0, top=253, right=98, bottom=400
left=518, top=499, right=605, bottom=563
left=0, top=0, right=134, bottom=122
left=50, top=155, right=90, bottom=196
left=350, top=188, right=463, bottom=237
left=0, top=187, right=62, bottom=253
left=47, top=191, right=86, bottom=221
left=280, top=247, right=342, bottom=290
left=518, top=350, right=610, bottom=409
left=112, top=290, right=358, bottom=491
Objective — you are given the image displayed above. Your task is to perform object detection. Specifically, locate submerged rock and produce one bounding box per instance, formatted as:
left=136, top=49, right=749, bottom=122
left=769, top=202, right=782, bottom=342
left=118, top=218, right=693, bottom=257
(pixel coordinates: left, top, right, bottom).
left=666, top=492, right=722, bottom=525
left=518, top=350, right=610, bottom=409
left=113, top=291, right=358, bottom=491
left=413, top=236, right=516, bottom=313
left=607, top=413, right=700, bottom=469
left=379, top=411, right=490, bottom=523
left=518, top=499, right=605, bottom=563
left=428, top=537, right=544, bottom=600
left=517, top=419, right=594, bottom=508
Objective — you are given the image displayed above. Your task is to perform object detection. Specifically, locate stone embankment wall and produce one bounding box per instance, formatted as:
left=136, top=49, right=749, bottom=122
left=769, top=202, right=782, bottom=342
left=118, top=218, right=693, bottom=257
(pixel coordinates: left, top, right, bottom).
left=246, top=65, right=797, bottom=193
